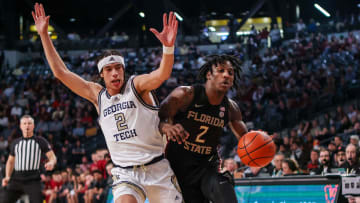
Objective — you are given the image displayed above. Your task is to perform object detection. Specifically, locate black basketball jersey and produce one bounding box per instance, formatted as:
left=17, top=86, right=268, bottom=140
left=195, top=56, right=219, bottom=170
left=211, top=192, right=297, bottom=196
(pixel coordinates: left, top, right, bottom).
left=171, top=85, right=229, bottom=157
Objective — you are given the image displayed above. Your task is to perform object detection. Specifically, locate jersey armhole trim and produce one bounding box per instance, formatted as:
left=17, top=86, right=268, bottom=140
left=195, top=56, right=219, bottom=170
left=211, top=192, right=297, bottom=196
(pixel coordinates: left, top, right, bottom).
left=130, top=78, right=160, bottom=111
left=97, top=88, right=106, bottom=118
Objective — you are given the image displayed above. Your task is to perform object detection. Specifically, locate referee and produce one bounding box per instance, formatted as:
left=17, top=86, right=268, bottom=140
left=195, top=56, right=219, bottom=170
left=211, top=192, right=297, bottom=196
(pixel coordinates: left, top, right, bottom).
left=2, top=115, right=57, bottom=203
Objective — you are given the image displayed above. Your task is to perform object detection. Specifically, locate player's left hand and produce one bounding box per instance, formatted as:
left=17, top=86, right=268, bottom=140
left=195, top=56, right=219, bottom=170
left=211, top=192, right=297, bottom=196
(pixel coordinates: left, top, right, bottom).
left=150, top=12, right=178, bottom=47
left=161, top=123, right=189, bottom=144
left=45, top=161, right=55, bottom=171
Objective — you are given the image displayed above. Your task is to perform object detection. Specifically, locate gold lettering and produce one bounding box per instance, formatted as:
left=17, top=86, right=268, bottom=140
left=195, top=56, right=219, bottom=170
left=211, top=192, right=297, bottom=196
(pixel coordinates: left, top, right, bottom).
left=205, top=147, right=212, bottom=155
left=190, top=142, right=197, bottom=151
left=194, top=112, right=200, bottom=122
left=187, top=111, right=194, bottom=119
left=210, top=117, right=215, bottom=125
left=200, top=114, right=206, bottom=122
left=184, top=141, right=190, bottom=150
left=194, top=145, right=201, bottom=153
left=220, top=120, right=224, bottom=128
left=188, top=112, right=225, bottom=128
left=182, top=141, right=213, bottom=155
left=214, top=118, right=219, bottom=126
left=205, top=115, right=211, bottom=124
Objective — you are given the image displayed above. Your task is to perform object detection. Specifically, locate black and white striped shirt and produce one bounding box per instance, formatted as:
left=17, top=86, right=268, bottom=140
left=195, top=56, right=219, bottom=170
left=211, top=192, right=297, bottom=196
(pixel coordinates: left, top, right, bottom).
left=10, top=136, right=51, bottom=172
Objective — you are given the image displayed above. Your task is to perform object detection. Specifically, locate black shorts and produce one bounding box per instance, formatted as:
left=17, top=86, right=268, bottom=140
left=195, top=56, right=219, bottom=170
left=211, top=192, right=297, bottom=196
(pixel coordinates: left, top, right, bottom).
left=166, top=143, right=237, bottom=203
left=3, top=179, right=42, bottom=203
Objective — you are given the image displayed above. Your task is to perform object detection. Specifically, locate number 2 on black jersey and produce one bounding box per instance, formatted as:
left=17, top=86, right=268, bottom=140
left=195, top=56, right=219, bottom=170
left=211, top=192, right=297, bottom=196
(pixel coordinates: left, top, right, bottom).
left=195, top=125, right=209, bottom=143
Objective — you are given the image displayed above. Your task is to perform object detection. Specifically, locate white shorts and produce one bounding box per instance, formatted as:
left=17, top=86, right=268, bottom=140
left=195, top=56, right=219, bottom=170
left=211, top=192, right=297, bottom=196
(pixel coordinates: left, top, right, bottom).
left=111, top=159, right=183, bottom=203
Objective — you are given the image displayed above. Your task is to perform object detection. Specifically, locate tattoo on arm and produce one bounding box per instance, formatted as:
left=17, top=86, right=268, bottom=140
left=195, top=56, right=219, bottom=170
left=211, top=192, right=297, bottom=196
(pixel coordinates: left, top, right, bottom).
left=159, top=86, right=194, bottom=124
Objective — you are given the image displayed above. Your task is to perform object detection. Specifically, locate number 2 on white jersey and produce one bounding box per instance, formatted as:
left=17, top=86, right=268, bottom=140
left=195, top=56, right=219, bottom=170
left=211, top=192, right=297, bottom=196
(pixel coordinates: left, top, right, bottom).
left=114, top=113, right=128, bottom=131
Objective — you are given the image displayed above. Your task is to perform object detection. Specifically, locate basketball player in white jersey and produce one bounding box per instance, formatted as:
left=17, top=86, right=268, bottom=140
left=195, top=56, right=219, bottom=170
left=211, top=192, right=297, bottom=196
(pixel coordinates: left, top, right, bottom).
left=32, top=3, right=182, bottom=203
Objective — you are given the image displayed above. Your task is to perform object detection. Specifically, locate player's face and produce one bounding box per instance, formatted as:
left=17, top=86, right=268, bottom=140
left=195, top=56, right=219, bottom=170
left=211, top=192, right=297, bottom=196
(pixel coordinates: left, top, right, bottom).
left=20, top=117, right=35, bottom=137
left=100, top=63, right=124, bottom=92
left=207, top=61, right=234, bottom=92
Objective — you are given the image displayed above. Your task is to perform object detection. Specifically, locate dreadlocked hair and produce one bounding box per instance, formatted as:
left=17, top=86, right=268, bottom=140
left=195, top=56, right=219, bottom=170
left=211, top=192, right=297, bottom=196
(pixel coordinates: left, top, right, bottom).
left=197, top=54, right=243, bottom=89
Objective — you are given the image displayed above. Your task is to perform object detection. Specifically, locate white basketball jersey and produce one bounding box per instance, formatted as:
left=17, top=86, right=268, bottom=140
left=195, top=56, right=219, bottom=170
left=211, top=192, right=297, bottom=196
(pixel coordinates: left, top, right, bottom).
left=98, top=76, right=164, bottom=167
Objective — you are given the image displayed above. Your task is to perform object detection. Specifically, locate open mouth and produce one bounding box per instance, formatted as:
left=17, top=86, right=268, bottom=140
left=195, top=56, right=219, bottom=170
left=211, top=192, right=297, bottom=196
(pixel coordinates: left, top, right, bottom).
left=111, top=79, right=121, bottom=86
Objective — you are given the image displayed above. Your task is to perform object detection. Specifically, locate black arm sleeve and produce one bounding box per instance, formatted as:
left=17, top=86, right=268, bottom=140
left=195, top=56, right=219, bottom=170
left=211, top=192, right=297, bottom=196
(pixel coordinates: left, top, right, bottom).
left=9, top=139, right=17, bottom=156
left=36, top=136, right=52, bottom=153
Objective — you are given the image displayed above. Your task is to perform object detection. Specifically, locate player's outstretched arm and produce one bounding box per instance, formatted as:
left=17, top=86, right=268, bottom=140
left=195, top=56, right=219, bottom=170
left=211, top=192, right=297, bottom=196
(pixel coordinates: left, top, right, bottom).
left=32, top=3, right=102, bottom=106
left=133, top=12, right=178, bottom=94
left=228, top=99, right=248, bottom=140
left=159, top=86, right=192, bottom=144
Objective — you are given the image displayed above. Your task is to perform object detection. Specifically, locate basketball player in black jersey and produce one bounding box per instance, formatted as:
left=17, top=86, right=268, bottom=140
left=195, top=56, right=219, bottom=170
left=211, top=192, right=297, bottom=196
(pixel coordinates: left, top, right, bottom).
left=159, top=55, right=248, bottom=203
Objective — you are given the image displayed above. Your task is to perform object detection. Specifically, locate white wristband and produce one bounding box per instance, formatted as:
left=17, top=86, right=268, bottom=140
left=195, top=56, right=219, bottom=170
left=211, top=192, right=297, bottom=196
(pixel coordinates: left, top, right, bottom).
left=163, top=46, right=174, bottom=55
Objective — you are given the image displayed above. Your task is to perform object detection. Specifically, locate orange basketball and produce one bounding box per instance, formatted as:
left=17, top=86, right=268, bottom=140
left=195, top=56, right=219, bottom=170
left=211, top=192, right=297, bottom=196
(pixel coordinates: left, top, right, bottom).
left=237, top=131, right=276, bottom=167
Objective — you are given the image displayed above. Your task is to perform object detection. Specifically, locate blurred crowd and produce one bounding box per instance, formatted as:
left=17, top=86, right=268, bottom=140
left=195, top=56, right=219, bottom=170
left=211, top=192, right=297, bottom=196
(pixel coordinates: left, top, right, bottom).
left=1, top=18, right=360, bottom=202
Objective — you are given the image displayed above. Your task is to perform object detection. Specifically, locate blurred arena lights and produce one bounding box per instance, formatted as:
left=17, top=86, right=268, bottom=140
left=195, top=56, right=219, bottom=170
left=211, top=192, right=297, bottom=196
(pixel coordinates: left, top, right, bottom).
left=174, top=12, right=183, bottom=22
left=208, top=26, right=216, bottom=32
left=314, top=3, right=331, bottom=18
left=138, top=12, right=145, bottom=18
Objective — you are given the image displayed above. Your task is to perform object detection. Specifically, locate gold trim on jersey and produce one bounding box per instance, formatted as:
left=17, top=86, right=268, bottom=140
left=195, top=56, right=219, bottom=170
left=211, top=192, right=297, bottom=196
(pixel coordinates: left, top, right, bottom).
left=112, top=181, right=146, bottom=202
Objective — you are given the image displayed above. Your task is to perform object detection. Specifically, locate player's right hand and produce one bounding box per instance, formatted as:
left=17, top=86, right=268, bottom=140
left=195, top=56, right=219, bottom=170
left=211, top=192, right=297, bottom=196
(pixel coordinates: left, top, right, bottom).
left=161, top=123, right=189, bottom=144
left=2, top=177, right=10, bottom=187
left=32, top=3, right=50, bottom=36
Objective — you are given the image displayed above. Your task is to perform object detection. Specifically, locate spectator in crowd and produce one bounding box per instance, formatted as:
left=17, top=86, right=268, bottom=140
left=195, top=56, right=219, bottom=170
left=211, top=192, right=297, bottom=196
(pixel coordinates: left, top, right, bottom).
left=282, top=159, right=299, bottom=176
left=307, top=149, right=320, bottom=174
left=84, top=170, right=106, bottom=203
left=349, top=135, right=360, bottom=147
left=221, top=158, right=238, bottom=174
left=268, top=153, right=284, bottom=177
left=290, top=140, right=308, bottom=170
left=334, top=136, right=345, bottom=150
left=335, top=146, right=346, bottom=168
left=315, top=149, right=333, bottom=174
left=340, top=144, right=360, bottom=174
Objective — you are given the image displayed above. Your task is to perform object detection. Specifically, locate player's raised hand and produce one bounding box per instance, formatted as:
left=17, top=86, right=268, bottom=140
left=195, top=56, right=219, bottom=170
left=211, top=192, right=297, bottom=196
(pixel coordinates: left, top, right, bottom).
left=31, top=3, right=50, bottom=36
left=161, top=123, right=189, bottom=144
left=150, top=12, right=178, bottom=47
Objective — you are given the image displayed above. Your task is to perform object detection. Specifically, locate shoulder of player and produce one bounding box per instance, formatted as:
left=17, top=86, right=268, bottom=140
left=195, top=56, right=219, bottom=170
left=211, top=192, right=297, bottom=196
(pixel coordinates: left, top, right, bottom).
left=171, top=86, right=194, bottom=98
left=161, top=86, right=194, bottom=112
left=88, top=82, right=104, bottom=103
left=227, top=98, right=239, bottom=110
left=227, top=98, right=242, bottom=120
left=89, top=82, right=103, bottom=95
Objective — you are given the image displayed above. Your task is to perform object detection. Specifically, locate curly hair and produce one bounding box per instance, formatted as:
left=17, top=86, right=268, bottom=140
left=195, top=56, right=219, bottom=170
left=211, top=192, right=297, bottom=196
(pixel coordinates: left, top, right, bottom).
left=197, top=54, right=242, bottom=89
